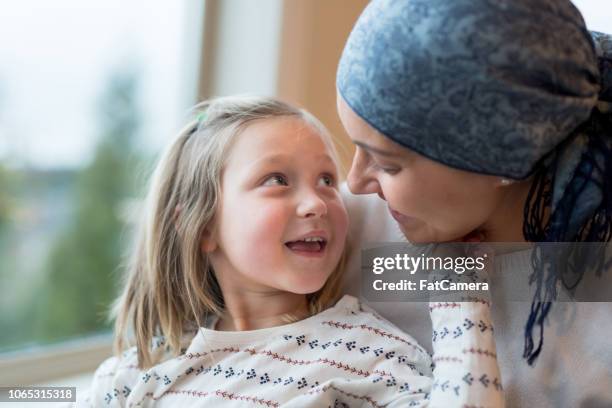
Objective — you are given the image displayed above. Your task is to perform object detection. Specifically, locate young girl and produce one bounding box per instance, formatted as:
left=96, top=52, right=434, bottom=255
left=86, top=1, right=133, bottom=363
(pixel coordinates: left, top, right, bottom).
left=81, top=96, right=504, bottom=407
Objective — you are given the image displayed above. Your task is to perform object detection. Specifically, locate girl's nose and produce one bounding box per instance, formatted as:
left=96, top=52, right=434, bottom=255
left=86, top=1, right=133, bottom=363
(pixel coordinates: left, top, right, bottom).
left=296, top=189, right=328, bottom=218
left=347, top=148, right=381, bottom=195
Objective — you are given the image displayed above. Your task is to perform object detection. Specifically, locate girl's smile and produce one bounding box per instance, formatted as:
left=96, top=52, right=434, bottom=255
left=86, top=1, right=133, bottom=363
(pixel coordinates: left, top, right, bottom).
left=284, top=230, right=329, bottom=258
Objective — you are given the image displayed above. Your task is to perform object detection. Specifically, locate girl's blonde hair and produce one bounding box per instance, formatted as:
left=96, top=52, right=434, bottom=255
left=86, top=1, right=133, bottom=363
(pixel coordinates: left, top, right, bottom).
left=112, top=95, right=348, bottom=369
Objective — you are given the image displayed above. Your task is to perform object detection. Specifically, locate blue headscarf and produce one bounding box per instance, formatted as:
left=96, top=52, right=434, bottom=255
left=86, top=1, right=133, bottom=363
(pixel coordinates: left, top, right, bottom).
left=337, top=0, right=612, bottom=365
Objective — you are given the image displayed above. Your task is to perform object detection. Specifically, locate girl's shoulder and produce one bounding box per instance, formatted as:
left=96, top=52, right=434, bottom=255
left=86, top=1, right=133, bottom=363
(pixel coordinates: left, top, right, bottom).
left=325, top=295, right=399, bottom=327
left=93, top=335, right=174, bottom=373
left=82, top=347, right=141, bottom=406
left=328, top=295, right=404, bottom=328
left=325, top=296, right=427, bottom=347
left=84, top=334, right=195, bottom=406
left=314, top=295, right=431, bottom=366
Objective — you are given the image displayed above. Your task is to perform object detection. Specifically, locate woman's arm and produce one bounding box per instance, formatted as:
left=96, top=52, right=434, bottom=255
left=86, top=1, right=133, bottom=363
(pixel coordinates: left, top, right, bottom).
left=426, top=298, right=504, bottom=407
left=387, top=245, right=504, bottom=407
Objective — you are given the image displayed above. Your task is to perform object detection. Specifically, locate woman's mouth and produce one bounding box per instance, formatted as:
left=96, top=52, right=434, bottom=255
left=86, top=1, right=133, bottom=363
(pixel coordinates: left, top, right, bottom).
left=285, top=236, right=328, bottom=257
left=389, top=207, right=418, bottom=225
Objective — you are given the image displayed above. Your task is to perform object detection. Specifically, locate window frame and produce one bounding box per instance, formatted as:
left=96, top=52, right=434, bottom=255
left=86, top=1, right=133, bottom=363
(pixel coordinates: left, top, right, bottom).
left=0, top=335, right=112, bottom=385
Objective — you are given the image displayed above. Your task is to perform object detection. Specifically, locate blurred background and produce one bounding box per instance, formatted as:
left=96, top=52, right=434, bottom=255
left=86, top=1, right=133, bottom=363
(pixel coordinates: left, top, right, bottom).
left=0, top=0, right=609, bottom=396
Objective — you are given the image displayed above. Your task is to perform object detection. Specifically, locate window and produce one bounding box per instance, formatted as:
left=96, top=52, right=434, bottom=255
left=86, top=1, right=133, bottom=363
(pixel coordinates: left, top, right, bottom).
left=572, top=0, right=612, bottom=33
left=0, top=0, right=203, bottom=354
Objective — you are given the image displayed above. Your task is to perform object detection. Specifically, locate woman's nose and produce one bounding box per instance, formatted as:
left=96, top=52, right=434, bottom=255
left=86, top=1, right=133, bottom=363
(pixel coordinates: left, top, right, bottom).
left=347, top=149, right=380, bottom=195
left=296, top=189, right=328, bottom=218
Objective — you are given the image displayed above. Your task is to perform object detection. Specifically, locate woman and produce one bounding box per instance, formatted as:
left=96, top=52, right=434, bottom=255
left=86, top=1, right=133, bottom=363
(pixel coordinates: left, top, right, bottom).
left=336, top=0, right=611, bottom=406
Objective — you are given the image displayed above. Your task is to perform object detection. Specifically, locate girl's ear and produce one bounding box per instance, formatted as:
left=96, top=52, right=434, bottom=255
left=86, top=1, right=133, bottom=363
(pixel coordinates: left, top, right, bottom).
left=201, top=227, right=218, bottom=253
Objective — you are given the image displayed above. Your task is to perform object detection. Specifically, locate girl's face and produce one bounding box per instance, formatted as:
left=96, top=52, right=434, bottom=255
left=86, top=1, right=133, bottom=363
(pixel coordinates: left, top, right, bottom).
left=206, top=117, right=348, bottom=296
left=337, top=95, right=514, bottom=243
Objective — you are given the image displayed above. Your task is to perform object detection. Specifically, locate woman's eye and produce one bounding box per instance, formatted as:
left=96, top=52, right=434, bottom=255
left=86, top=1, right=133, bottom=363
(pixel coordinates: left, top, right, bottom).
left=318, top=174, right=335, bottom=187
left=374, top=163, right=400, bottom=174
left=263, top=174, right=288, bottom=186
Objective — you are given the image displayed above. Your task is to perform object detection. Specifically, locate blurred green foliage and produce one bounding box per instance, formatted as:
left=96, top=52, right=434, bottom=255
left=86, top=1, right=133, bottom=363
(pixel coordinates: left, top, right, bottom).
left=0, top=68, right=147, bottom=349
left=34, top=70, right=143, bottom=342
left=0, top=164, right=18, bottom=233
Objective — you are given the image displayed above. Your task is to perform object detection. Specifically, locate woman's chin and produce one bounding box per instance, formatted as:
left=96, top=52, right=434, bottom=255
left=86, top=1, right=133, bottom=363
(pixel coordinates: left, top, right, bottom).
left=398, top=224, right=431, bottom=244
left=396, top=223, right=452, bottom=244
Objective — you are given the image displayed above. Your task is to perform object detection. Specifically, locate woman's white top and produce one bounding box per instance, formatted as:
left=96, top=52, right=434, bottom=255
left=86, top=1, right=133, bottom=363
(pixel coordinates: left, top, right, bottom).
left=340, top=184, right=612, bottom=407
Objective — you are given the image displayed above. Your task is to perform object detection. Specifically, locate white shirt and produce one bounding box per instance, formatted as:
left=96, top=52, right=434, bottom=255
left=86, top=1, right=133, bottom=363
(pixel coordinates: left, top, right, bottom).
left=80, top=295, right=503, bottom=407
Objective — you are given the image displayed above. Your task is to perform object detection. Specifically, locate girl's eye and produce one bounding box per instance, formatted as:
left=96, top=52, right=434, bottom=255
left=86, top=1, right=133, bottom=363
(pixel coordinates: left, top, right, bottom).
left=263, top=174, right=288, bottom=186
left=318, top=174, right=335, bottom=187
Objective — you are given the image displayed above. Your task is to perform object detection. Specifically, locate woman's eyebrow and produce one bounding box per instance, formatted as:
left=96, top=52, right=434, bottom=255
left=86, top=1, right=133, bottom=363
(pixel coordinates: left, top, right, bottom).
left=353, top=141, right=397, bottom=158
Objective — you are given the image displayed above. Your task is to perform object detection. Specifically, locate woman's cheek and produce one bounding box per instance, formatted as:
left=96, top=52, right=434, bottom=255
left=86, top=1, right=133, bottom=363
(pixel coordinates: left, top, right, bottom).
left=393, top=172, right=447, bottom=221
left=385, top=181, right=420, bottom=216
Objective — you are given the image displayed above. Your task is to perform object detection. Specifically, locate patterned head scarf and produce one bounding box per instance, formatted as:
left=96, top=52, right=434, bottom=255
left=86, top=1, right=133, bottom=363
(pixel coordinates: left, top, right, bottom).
left=338, top=0, right=612, bottom=365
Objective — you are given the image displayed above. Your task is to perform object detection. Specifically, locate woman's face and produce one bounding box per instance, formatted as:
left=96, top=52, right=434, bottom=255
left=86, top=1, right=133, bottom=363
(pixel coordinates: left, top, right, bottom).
left=337, top=95, right=512, bottom=243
